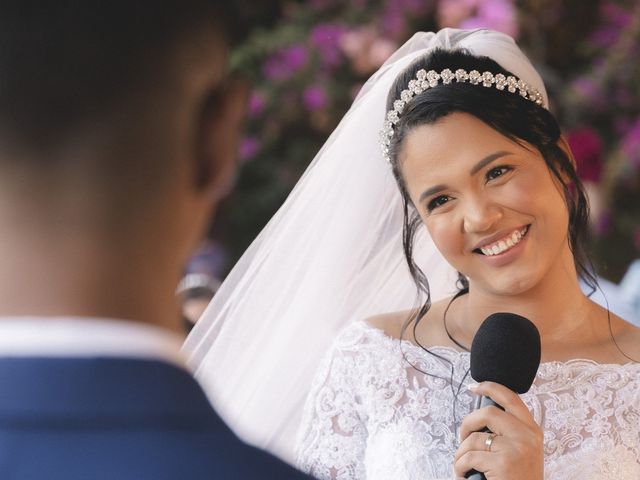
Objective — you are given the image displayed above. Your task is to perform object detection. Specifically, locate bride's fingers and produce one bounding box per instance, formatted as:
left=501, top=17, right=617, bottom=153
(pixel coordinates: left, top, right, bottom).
left=454, top=430, right=543, bottom=479
left=459, top=405, right=517, bottom=442
left=459, top=382, right=537, bottom=442
left=469, top=382, right=533, bottom=421
left=454, top=431, right=502, bottom=463
left=455, top=383, right=544, bottom=480
left=453, top=450, right=494, bottom=479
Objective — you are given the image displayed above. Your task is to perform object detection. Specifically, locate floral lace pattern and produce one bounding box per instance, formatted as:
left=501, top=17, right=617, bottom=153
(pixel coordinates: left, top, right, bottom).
left=295, top=321, right=640, bottom=480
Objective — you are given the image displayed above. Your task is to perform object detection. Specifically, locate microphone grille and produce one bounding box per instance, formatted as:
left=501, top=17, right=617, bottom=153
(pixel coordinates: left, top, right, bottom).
left=470, top=312, right=541, bottom=394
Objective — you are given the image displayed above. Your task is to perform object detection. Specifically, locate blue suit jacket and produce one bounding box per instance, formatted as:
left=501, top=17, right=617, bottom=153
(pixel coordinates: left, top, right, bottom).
left=0, top=357, right=312, bottom=479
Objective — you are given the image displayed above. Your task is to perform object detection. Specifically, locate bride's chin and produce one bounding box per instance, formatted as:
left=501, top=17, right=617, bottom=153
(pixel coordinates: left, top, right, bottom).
left=471, top=275, right=538, bottom=297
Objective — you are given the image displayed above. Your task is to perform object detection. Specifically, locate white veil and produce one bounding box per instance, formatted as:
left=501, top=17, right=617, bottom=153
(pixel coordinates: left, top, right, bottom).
left=184, top=28, right=549, bottom=463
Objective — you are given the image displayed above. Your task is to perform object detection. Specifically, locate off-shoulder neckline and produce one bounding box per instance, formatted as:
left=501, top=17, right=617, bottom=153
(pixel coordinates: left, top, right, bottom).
left=355, top=319, right=640, bottom=369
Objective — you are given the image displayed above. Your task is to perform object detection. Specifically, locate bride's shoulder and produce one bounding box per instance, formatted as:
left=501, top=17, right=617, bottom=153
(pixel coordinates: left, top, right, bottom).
left=611, top=312, right=640, bottom=362
left=587, top=301, right=640, bottom=363
left=364, top=310, right=413, bottom=340
left=364, top=299, right=452, bottom=341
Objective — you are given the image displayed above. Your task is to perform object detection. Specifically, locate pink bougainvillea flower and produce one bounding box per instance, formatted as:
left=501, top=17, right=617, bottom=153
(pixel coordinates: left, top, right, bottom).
left=621, top=117, right=640, bottom=168
left=310, top=23, right=347, bottom=68
left=303, top=85, right=328, bottom=111
left=567, top=127, right=604, bottom=182
left=263, top=44, right=309, bottom=82
left=459, top=0, right=519, bottom=38
left=248, top=91, right=267, bottom=118
left=240, top=136, right=261, bottom=161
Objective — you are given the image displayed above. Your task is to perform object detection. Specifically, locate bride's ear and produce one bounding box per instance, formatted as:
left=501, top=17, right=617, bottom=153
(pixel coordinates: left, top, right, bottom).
left=193, top=75, right=249, bottom=202
left=557, top=135, right=577, bottom=170
left=551, top=134, right=580, bottom=188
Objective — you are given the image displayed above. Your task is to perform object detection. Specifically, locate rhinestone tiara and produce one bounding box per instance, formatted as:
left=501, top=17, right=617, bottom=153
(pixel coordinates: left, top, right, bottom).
left=379, top=68, right=545, bottom=163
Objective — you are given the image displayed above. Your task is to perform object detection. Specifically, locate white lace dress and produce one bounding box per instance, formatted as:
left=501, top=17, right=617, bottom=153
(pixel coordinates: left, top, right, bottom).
left=295, top=320, right=640, bottom=480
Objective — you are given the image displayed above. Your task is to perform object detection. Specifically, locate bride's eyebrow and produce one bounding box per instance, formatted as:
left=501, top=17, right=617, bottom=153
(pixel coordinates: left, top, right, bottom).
left=418, top=150, right=514, bottom=203
left=469, top=150, right=513, bottom=175
left=419, top=184, right=447, bottom=203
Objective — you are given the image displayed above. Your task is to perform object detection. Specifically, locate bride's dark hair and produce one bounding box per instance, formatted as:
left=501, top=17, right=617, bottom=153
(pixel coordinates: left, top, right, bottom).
left=385, top=49, right=597, bottom=409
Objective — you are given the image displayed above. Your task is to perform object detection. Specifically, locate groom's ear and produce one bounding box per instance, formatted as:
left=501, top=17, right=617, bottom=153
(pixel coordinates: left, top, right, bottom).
left=193, top=75, right=249, bottom=202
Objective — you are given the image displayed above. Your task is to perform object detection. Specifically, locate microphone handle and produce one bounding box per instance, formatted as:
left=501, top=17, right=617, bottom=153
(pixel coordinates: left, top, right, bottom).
left=464, top=396, right=504, bottom=480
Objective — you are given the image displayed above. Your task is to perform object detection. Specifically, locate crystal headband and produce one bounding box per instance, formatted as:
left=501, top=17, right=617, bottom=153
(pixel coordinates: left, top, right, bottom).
left=379, top=68, right=545, bottom=163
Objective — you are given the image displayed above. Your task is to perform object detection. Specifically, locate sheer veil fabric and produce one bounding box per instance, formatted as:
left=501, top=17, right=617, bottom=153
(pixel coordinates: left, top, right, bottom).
left=184, top=28, right=549, bottom=463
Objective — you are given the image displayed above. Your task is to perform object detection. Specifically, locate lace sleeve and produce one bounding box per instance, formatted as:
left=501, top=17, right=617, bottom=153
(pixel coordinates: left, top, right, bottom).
left=295, top=341, right=367, bottom=480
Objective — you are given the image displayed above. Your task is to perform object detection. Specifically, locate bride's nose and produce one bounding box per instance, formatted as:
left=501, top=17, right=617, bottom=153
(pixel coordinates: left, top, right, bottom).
left=462, top=197, right=503, bottom=233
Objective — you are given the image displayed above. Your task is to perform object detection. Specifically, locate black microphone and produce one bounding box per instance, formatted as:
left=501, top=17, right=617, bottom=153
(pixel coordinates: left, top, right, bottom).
left=464, top=312, right=541, bottom=480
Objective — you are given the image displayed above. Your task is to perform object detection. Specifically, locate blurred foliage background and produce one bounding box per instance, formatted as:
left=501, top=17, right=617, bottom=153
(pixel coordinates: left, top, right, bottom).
left=190, top=0, right=640, bottom=284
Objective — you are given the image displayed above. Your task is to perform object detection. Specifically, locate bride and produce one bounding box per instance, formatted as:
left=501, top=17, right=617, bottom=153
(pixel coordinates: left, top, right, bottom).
left=185, top=29, right=640, bottom=479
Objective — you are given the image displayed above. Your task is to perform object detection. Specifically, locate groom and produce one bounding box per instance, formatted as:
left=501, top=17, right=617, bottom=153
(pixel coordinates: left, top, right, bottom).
left=0, top=2, right=310, bottom=478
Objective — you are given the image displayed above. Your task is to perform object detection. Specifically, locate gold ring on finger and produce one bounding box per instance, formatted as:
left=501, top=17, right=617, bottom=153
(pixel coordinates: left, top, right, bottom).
left=484, top=432, right=497, bottom=452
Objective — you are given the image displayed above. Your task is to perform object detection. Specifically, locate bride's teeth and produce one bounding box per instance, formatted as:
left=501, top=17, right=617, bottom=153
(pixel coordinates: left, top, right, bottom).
left=480, top=226, right=528, bottom=256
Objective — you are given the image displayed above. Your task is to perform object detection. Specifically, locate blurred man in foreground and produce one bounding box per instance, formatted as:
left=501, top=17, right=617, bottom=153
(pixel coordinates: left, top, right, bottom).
left=0, top=2, right=311, bottom=478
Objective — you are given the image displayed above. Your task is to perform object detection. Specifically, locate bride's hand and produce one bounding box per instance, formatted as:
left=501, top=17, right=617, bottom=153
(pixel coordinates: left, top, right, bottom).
left=453, top=382, right=543, bottom=480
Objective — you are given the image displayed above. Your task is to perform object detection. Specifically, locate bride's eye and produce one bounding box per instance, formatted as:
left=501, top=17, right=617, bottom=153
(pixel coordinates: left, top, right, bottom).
left=427, top=195, right=451, bottom=212
left=486, top=165, right=513, bottom=181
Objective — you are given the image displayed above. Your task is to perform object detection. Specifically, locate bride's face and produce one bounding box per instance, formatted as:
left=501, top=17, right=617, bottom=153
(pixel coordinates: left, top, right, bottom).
left=398, top=112, right=574, bottom=296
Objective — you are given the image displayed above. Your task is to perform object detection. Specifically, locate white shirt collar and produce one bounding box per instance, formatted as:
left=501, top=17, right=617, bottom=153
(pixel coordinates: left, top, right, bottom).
left=0, top=316, right=189, bottom=371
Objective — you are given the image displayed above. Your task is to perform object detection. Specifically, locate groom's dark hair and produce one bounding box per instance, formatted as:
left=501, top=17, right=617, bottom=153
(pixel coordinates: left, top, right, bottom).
left=0, top=0, right=233, bottom=156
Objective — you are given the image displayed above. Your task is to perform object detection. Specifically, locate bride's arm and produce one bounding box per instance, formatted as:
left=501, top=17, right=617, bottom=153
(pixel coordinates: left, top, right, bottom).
left=295, top=345, right=367, bottom=480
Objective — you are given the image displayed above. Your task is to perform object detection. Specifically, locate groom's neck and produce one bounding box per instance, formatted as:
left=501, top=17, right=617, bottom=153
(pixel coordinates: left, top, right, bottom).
left=0, top=196, right=185, bottom=334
